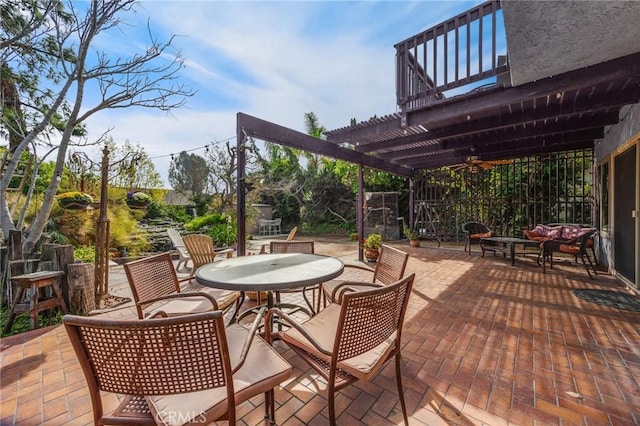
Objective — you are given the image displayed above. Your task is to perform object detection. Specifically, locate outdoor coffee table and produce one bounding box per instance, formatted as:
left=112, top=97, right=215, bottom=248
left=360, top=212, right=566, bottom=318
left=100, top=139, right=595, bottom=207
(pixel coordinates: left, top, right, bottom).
left=480, top=236, right=540, bottom=266
left=195, top=253, right=344, bottom=325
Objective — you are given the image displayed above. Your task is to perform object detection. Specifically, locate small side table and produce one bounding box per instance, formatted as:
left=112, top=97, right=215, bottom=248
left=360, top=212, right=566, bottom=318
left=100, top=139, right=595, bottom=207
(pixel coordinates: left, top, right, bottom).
left=480, top=237, right=540, bottom=266
left=4, top=271, right=67, bottom=333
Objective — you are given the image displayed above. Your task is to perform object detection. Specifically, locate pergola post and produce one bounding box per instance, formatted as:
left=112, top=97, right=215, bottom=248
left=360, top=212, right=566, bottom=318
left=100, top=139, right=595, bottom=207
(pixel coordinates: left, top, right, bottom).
left=409, top=178, right=415, bottom=230
left=357, top=164, right=364, bottom=262
left=236, top=117, right=246, bottom=257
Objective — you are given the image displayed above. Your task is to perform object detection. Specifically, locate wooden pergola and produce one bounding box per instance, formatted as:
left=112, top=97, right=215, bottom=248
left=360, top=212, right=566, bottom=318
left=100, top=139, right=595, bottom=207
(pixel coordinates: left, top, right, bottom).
left=235, top=0, right=640, bottom=259
left=236, top=52, right=640, bottom=258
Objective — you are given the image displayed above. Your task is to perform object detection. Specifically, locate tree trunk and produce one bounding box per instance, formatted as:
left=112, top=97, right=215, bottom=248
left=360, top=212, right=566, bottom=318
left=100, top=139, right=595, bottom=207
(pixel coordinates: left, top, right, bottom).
left=41, top=244, right=74, bottom=307
left=66, top=263, right=95, bottom=315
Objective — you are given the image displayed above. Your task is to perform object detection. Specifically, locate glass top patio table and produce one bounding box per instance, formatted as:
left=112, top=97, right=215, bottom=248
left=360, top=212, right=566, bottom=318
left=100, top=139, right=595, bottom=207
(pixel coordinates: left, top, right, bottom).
left=196, top=253, right=344, bottom=325
left=195, top=253, right=344, bottom=294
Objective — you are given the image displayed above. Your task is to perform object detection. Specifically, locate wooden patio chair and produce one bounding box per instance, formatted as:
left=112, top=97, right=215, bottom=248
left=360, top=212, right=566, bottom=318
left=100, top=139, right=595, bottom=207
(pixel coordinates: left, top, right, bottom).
left=322, top=244, right=409, bottom=305
left=266, top=273, right=415, bottom=426
left=540, top=227, right=598, bottom=279
left=269, top=240, right=318, bottom=316
left=182, top=233, right=234, bottom=270
left=462, top=221, right=493, bottom=255
left=252, top=225, right=298, bottom=255
left=63, top=295, right=292, bottom=425
left=123, top=252, right=240, bottom=319
left=166, top=228, right=191, bottom=271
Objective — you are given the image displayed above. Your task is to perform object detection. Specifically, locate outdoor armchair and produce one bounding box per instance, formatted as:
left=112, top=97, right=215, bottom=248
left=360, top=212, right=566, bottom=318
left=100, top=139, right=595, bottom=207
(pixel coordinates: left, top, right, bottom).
left=462, top=222, right=493, bottom=254
left=182, top=233, right=234, bottom=270
left=540, top=227, right=598, bottom=279
left=63, top=294, right=292, bottom=425
left=166, top=228, right=191, bottom=271
left=266, top=273, right=415, bottom=426
left=252, top=225, right=298, bottom=255
left=322, top=244, right=409, bottom=305
left=123, top=252, right=240, bottom=319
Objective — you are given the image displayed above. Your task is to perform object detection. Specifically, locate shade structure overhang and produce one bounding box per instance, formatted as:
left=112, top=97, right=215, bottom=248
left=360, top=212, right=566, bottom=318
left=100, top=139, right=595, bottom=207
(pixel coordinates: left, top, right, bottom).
left=324, top=51, right=640, bottom=170
left=235, top=52, right=640, bottom=256
left=236, top=113, right=414, bottom=177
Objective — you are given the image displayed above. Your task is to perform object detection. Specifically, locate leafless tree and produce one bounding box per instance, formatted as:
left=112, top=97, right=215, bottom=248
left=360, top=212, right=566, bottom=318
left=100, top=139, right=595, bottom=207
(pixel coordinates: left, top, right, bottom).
left=1, top=0, right=194, bottom=253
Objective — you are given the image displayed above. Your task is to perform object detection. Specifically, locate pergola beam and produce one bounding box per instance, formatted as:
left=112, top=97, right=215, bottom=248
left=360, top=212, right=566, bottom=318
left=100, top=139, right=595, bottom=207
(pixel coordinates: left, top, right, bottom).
left=356, top=105, right=622, bottom=154
left=410, top=139, right=594, bottom=169
left=405, top=52, right=640, bottom=129
left=237, top=113, right=413, bottom=177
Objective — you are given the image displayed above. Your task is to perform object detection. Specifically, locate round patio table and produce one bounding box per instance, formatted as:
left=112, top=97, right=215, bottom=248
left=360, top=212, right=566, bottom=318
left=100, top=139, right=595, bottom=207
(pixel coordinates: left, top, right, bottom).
left=195, top=253, right=344, bottom=322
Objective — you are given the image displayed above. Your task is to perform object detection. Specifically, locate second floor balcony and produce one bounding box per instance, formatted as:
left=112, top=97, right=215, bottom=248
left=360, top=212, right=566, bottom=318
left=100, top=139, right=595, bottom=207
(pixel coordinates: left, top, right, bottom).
left=395, top=0, right=509, bottom=112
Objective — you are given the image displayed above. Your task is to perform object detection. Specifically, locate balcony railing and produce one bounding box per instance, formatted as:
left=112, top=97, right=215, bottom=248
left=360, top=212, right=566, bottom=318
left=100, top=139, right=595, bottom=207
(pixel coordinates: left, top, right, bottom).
left=395, top=0, right=509, bottom=112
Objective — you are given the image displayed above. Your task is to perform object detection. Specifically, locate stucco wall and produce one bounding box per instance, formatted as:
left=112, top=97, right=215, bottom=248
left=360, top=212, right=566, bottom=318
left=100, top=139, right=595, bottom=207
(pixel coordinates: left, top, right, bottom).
left=594, top=103, right=640, bottom=160
left=502, top=1, right=640, bottom=87
left=593, top=102, right=640, bottom=271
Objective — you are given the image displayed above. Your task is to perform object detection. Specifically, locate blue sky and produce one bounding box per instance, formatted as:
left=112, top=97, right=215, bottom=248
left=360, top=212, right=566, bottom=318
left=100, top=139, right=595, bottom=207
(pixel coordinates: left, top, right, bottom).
left=84, top=1, right=485, bottom=188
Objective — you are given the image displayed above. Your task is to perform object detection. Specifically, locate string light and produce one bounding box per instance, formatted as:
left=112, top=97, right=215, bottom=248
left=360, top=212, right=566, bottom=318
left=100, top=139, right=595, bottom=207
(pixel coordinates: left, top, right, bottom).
left=149, top=136, right=236, bottom=160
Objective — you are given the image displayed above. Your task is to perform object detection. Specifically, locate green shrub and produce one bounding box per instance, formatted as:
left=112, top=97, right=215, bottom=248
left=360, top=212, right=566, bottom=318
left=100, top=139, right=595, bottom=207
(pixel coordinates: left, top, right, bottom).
left=363, top=233, right=382, bottom=249
left=404, top=226, right=420, bottom=240
left=185, top=213, right=228, bottom=231
left=74, top=246, right=96, bottom=263
left=164, top=205, right=192, bottom=223
left=53, top=209, right=95, bottom=246
left=144, top=200, right=165, bottom=219
left=108, top=207, right=139, bottom=249
left=302, top=222, right=349, bottom=235
left=1, top=308, right=63, bottom=337
left=207, top=223, right=237, bottom=247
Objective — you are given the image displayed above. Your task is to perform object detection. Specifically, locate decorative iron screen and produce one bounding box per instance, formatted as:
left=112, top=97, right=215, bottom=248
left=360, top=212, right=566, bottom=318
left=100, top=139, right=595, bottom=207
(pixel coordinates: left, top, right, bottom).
left=411, top=150, right=594, bottom=241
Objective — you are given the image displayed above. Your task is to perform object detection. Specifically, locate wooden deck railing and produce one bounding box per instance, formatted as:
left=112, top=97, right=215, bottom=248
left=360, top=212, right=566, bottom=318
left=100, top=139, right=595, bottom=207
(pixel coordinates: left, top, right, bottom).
left=395, top=0, right=509, bottom=112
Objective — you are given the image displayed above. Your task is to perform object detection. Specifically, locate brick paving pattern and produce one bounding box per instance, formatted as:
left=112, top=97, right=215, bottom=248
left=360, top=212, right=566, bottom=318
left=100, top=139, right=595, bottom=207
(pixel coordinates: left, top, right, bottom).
left=1, top=239, right=639, bottom=425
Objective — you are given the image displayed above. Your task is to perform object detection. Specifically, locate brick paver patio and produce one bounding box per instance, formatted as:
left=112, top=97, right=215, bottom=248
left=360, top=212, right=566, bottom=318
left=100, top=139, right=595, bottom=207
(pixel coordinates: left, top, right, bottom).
left=1, top=239, right=639, bottom=425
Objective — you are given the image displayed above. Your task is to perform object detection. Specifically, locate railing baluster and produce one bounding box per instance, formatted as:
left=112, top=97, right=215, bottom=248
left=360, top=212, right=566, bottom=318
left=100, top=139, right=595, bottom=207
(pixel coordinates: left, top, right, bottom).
left=396, top=0, right=508, bottom=111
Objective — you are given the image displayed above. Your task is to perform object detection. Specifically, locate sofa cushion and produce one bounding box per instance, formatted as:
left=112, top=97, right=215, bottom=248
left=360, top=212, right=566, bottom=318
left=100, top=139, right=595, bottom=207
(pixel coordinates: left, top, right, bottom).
left=560, top=226, right=593, bottom=240
left=523, top=229, right=550, bottom=242
left=559, top=244, right=581, bottom=255
left=526, top=224, right=563, bottom=240
left=470, top=231, right=493, bottom=239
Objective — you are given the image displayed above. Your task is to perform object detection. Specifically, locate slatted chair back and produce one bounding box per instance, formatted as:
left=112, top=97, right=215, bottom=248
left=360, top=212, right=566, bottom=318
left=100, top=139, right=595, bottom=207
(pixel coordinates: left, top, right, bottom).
left=286, top=226, right=298, bottom=241
left=167, top=228, right=191, bottom=270
left=269, top=240, right=314, bottom=254
left=183, top=234, right=233, bottom=270
left=63, top=309, right=236, bottom=425
left=124, top=252, right=181, bottom=318
left=373, top=244, right=409, bottom=285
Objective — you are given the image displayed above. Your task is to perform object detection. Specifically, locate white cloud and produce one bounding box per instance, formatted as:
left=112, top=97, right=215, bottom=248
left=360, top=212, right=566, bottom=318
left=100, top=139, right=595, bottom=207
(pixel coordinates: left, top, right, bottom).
left=84, top=1, right=479, bottom=187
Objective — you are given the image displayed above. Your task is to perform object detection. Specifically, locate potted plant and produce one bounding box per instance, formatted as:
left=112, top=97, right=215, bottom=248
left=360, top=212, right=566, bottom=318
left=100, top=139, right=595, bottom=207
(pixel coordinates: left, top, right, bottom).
left=363, top=233, right=382, bottom=262
left=57, top=191, right=93, bottom=210
left=404, top=226, right=421, bottom=247
left=125, top=191, right=151, bottom=209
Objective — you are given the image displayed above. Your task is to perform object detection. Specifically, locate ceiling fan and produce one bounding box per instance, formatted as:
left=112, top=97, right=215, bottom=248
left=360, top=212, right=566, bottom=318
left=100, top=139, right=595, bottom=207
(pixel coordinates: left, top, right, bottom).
left=450, top=156, right=513, bottom=172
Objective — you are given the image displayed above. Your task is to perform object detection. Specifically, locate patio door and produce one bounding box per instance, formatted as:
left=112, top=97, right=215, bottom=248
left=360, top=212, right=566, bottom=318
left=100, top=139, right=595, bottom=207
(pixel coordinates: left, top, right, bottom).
left=614, top=145, right=637, bottom=287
